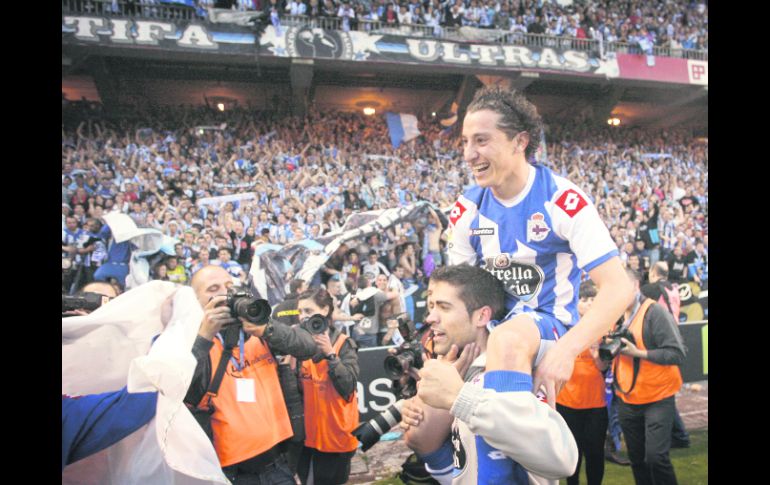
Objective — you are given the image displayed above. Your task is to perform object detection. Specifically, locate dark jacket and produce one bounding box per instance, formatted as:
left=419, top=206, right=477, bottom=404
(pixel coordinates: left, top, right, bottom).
left=322, top=328, right=360, bottom=401
left=184, top=319, right=318, bottom=407
left=637, top=303, right=686, bottom=366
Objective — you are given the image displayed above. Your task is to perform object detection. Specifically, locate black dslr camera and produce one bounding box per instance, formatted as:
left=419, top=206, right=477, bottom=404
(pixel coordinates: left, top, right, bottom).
left=599, top=328, right=635, bottom=362
left=225, top=288, right=272, bottom=325
left=384, top=342, right=424, bottom=382
left=352, top=322, right=431, bottom=451
left=62, top=292, right=108, bottom=313
left=300, top=314, right=329, bottom=335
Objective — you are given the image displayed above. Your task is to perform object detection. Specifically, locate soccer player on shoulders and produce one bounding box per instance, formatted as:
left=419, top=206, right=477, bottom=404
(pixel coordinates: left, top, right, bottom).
left=446, top=86, right=633, bottom=405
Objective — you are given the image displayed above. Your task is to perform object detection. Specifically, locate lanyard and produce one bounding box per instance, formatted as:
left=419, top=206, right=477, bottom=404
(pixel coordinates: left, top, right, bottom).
left=619, top=293, right=643, bottom=332
left=216, top=328, right=246, bottom=372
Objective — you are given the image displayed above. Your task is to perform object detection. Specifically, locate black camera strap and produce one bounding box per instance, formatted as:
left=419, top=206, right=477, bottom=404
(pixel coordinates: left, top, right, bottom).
left=612, top=295, right=646, bottom=396
left=612, top=351, right=641, bottom=396
left=203, top=326, right=241, bottom=409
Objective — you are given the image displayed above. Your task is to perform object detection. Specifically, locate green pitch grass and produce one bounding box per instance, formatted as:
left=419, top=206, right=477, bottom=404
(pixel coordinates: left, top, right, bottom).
left=371, top=429, right=707, bottom=485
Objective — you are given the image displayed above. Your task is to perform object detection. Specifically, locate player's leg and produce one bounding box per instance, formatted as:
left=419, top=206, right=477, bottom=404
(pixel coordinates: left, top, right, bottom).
left=485, top=311, right=567, bottom=374
left=485, top=313, right=541, bottom=373
left=477, top=312, right=566, bottom=484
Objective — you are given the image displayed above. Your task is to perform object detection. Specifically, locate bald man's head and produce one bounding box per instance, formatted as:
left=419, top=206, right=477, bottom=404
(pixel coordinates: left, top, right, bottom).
left=80, top=281, right=120, bottom=299
left=191, top=265, right=234, bottom=308
left=649, top=261, right=669, bottom=283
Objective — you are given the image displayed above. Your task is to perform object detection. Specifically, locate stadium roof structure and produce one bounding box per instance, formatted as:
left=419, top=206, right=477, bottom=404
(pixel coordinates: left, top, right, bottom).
left=62, top=6, right=707, bottom=134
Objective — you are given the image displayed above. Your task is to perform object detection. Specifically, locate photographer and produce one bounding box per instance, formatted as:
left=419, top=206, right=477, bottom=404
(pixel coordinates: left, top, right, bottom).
left=401, top=265, right=577, bottom=484
left=62, top=281, right=120, bottom=317
left=608, top=268, right=686, bottom=485
left=183, top=265, right=317, bottom=484
left=295, top=288, right=360, bottom=485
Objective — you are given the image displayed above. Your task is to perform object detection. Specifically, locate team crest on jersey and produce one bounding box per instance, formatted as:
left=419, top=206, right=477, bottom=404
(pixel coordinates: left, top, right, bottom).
left=470, top=227, right=495, bottom=236
left=526, top=212, right=550, bottom=242
left=483, top=254, right=545, bottom=302
left=449, top=201, right=467, bottom=226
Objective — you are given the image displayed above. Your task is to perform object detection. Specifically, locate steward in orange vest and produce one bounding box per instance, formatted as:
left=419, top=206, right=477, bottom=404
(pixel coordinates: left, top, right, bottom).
left=556, top=279, right=610, bottom=485
left=298, top=325, right=360, bottom=485
left=610, top=271, right=686, bottom=485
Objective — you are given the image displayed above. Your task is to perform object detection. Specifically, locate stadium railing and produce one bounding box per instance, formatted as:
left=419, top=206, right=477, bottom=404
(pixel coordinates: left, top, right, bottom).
left=62, top=0, right=708, bottom=62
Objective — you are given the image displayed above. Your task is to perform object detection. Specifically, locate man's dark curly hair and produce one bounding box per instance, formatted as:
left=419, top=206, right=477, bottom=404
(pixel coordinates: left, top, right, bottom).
left=466, top=86, right=543, bottom=160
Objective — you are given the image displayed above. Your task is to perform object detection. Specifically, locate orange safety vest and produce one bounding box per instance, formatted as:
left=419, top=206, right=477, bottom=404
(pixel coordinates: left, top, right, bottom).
left=615, top=299, right=683, bottom=405
left=300, top=334, right=360, bottom=453
left=556, top=348, right=606, bottom=409
left=199, top=335, right=293, bottom=467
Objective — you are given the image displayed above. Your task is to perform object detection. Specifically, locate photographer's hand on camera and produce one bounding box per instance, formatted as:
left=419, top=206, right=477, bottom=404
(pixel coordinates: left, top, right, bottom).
left=589, top=341, right=609, bottom=371
left=312, top=332, right=334, bottom=357
left=618, top=337, right=647, bottom=359
left=198, top=295, right=237, bottom=341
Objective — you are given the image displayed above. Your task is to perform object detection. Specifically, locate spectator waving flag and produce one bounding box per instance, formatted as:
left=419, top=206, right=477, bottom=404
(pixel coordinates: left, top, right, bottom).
left=386, top=112, right=421, bottom=148
left=248, top=201, right=447, bottom=306
left=62, top=282, right=228, bottom=484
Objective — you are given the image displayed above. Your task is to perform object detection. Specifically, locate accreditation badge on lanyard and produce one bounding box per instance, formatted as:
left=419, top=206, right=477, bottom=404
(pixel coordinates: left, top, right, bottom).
left=218, top=329, right=257, bottom=403
left=236, top=378, right=256, bottom=403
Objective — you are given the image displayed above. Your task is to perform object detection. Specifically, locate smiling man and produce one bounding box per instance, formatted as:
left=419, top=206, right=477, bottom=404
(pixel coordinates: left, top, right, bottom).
left=401, top=264, right=577, bottom=484
left=445, top=85, right=633, bottom=408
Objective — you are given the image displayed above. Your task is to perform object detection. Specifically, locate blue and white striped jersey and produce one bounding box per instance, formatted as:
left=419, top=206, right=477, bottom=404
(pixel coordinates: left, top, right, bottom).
left=446, top=164, right=617, bottom=328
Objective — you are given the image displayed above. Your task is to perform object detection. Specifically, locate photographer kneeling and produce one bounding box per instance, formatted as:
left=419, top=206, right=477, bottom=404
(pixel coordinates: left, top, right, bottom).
left=183, top=265, right=318, bottom=484
left=295, top=288, right=360, bottom=485
left=401, top=265, right=577, bottom=484
left=603, top=268, right=686, bottom=485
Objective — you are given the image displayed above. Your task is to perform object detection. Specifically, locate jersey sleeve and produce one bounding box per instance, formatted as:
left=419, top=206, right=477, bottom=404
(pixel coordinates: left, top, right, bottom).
left=451, top=371, right=578, bottom=479
left=548, top=183, right=618, bottom=272
left=62, top=388, right=157, bottom=469
left=445, top=196, right=479, bottom=266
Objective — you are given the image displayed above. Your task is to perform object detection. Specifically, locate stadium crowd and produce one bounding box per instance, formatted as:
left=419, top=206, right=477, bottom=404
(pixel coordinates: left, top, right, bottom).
left=82, top=0, right=708, bottom=52
left=235, top=0, right=706, bottom=51
left=62, top=98, right=707, bottom=303
left=62, top=88, right=706, bottom=483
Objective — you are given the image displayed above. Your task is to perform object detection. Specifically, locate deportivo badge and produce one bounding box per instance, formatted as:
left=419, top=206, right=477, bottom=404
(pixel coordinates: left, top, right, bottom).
left=527, top=212, right=551, bottom=242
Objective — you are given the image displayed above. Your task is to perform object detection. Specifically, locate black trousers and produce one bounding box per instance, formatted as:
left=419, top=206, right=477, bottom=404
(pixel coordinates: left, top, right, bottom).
left=671, top=397, right=690, bottom=444
left=297, top=446, right=355, bottom=485
left=616, top=395, right=679, bottom=485
left=222, top=448, right=296, bottom=485
left=557, top=404, right=608, bottom=485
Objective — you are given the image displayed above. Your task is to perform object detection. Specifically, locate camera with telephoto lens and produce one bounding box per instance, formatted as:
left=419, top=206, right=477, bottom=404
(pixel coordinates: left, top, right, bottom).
left=351, top=324, right=430, bottom=452
left=300, top=314, right=329, bottom=335
left=62, top=292, right=107, bottom=313
left=599, top=328, right=635, bottom=362
left=352, top=400, right=405, bottom=452
left=225, top=288, right=272, bottom=325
